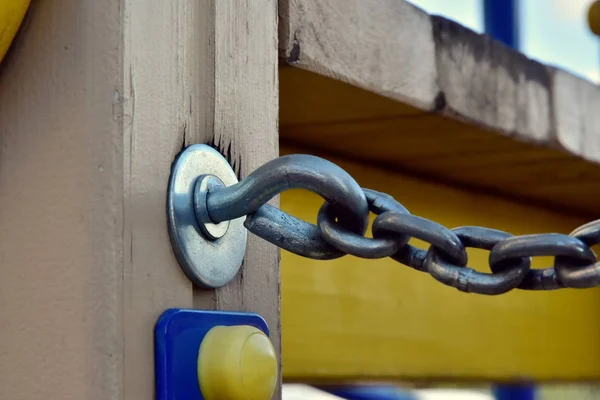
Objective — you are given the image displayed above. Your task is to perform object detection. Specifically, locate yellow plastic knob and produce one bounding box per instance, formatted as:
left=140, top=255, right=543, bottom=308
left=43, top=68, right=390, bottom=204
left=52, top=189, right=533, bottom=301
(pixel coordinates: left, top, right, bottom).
left=589, top=0, right=600, bottom=36
left=198, top=325, right=278, bottom=400
left=0, top=0, right=31, bottom=63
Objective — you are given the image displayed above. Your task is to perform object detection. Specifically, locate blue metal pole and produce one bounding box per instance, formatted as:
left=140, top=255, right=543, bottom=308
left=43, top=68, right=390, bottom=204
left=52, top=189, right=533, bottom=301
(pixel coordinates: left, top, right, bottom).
left=493, top=384, right=536, bottom=400
left=317, top=385, right=417, bottom=400
left=483, top=0, right=520, bottom=49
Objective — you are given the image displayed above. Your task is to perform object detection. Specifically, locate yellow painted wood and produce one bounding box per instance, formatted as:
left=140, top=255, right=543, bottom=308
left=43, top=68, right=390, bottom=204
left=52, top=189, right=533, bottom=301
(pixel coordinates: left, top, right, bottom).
left=280, top=147, right=600, bottom=382
left=280, top=67, right=600, bottom=216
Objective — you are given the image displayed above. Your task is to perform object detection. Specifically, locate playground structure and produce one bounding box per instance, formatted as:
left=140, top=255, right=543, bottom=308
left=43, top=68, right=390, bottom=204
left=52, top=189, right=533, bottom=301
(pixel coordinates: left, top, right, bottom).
left=0, top=1, right=600, bottom=399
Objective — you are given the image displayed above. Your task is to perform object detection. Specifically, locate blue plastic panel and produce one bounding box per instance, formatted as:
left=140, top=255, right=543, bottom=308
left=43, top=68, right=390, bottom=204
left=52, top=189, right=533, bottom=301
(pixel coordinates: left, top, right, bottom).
left=154, top=308, right=270, bottom=400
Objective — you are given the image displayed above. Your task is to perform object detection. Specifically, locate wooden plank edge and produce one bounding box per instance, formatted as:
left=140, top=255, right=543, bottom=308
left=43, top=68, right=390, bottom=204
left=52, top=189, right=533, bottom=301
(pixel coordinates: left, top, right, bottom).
left=278, top=0, right=600, bottom=165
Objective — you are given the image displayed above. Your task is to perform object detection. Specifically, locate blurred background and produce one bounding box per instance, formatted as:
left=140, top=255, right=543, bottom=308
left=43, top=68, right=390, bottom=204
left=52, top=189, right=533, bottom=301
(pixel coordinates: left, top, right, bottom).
left=409, top=0, right=599, bottom=83
left=282, top=2, right=599, bottom=398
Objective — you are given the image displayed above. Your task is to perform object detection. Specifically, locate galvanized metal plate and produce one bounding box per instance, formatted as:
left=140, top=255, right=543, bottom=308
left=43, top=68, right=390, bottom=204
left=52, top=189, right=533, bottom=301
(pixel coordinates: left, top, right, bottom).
left=167, top=144, right=247, bottom=288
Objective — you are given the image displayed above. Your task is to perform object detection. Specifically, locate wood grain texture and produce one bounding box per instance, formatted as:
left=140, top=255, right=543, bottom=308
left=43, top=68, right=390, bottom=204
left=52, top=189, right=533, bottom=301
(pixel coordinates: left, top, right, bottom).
left=279, top=0, right=439, bottom=111
left=552, top=68, right=600, bottom=162
left=122, top=2, right=197, bottom=399
left=0, top=0, right=279, bottom=399
left=191, top=1, right=281, bottom=395
left=0, top=1, right=124, bottom=399
left=432, top=16, right=552, bottom=142
left=279, top=0, right=600, bottom=198
left=280, top=68, right=600, bottom=216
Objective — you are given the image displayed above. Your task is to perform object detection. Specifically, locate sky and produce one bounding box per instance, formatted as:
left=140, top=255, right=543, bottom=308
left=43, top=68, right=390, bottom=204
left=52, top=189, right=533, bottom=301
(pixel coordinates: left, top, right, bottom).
left=408, top=0, right=600, bottom=83
left=282, top=384, right=494, bottom=400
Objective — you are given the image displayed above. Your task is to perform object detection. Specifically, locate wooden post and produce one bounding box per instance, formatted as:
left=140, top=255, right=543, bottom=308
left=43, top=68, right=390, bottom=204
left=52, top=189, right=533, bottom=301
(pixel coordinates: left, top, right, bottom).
left=0, top=1, right=279, bottom=399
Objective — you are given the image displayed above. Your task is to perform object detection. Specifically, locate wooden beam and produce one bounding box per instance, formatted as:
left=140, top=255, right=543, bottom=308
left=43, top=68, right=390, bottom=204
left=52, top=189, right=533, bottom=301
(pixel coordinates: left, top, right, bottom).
left=0, top=0, right=279, bottom=398
left=279, top=0, right=600, bottom=156
left=191, top=1, right=281, bottom=394
left=279, top=0, right=439, bottom=110
left=278, top=0, right=600, bottom=216
left=0, top=2, right=126, bottom=397
left=279, top=145, right=600, bottom=382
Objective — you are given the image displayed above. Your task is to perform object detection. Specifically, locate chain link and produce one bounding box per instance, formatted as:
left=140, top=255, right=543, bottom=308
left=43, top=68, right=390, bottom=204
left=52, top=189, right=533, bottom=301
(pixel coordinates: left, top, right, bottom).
left=200, top=154, right=600, bottom=295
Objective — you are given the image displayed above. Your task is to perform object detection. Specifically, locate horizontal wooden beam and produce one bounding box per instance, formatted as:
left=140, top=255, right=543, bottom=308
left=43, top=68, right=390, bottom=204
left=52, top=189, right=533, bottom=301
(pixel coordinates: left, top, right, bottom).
left=278, top=0, right=600, bottom=216
left=279, top=145, right=600, bottom=382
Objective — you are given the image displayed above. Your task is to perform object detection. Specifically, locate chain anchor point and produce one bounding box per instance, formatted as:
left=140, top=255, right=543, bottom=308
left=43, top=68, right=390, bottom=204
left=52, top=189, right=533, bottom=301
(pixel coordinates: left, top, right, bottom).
left=167, top=144, right=247, bottom=289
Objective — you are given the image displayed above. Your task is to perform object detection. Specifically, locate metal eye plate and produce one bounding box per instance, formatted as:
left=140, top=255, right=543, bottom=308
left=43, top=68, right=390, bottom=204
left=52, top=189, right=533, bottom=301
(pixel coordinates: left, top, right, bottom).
left=167, top=144, right=247, bottom=288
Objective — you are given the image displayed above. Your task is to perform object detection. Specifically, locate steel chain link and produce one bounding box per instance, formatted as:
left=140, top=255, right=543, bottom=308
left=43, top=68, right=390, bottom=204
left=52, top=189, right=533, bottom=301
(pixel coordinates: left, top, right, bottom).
left=200, top=153, right=600, bottom=295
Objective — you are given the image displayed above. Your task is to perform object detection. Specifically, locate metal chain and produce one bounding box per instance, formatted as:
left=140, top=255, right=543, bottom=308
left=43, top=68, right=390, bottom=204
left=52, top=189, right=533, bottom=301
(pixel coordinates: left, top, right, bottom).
left=199, top=153, right=600, bottom=295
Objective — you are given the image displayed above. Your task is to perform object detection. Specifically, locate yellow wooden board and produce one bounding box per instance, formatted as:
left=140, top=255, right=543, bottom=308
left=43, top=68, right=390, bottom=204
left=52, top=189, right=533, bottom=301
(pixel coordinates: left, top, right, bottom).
left=280, top=146, right=600, bottom=382
left=280, top=67, right=600, bottom=216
